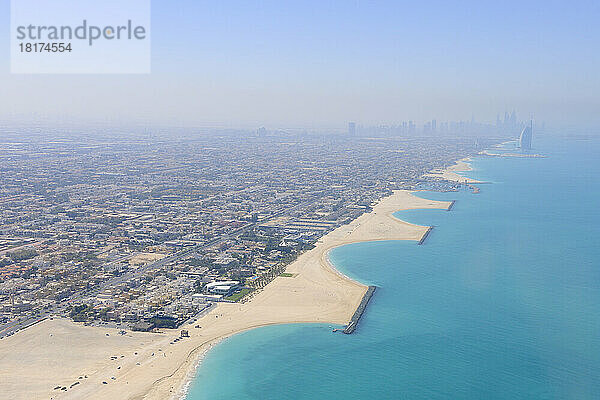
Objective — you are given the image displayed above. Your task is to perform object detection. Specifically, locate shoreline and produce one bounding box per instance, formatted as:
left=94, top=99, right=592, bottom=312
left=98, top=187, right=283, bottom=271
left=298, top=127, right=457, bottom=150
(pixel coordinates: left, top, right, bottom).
left=162, top=189, right=452, bottom=400
left=425, top=157, right=482, bottom=184
left=0, top=183, right=457, bottom=400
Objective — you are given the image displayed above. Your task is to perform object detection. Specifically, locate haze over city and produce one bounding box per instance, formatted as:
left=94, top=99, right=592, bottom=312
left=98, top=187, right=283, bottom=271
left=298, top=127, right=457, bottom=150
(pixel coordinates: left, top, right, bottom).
left=1, top=0, right=599, bottom=131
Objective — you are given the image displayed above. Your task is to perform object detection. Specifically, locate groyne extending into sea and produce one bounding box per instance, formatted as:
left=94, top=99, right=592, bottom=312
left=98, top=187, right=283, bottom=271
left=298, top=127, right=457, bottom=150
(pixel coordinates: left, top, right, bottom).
left=417, top=227, right=433, bottom=245
left=343, top=286, right=377, bottom=334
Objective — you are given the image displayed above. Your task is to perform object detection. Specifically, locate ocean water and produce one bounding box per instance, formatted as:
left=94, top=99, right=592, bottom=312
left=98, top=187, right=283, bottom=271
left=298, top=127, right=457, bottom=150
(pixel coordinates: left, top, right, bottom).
left=186, top=135, right=600, bottom=400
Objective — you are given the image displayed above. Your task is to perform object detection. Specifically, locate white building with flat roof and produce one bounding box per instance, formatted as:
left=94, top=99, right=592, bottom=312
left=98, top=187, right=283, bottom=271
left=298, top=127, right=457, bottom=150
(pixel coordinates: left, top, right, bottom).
left=205, top=280, right=240, bottom=295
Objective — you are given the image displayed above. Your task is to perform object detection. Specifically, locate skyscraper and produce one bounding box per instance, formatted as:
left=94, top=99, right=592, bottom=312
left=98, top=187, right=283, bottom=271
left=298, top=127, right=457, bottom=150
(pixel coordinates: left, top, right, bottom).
left=510, top=110, right=517, bottom=131
left=519, top=120, right=533, bottom=150
left=348, top=122, right=356, bottom=136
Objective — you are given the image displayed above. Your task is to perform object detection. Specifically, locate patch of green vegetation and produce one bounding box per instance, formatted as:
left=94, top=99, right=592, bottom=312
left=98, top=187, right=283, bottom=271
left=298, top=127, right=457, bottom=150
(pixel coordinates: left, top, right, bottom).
left=279, top=273, right=294, bottom=277
left=0, top=258, right=12, bottom=267
left=69, top=304, right=93, bottom=322
left=224, top=288, right=252, bottom=302
left=7, top=248, right=38, bottom=262
left=149, top=315, right=178, bottom=328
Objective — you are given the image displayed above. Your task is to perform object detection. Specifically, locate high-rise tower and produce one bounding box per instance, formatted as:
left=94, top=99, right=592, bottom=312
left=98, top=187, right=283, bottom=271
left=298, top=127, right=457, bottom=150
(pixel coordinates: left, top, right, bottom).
left=519, top=120, right=533, bottom=150
left=348, top=122, right=356, bottom=136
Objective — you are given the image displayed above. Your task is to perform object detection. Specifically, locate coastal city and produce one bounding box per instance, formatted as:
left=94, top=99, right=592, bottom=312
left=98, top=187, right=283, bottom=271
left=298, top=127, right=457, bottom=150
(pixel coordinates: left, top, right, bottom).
left=1, top=0, right=597, bottom=398
left=0, top=127, right=504, bottom=338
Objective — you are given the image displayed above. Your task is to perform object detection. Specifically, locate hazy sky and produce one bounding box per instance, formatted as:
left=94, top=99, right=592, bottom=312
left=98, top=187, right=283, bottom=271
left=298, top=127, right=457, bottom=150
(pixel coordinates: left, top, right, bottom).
left=1, top=0, right=599, bottom=130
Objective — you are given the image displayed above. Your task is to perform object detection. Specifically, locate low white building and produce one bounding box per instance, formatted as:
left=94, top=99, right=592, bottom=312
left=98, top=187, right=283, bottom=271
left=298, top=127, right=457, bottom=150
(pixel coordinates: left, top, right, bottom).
left=205, top=280, right=240, bottom=295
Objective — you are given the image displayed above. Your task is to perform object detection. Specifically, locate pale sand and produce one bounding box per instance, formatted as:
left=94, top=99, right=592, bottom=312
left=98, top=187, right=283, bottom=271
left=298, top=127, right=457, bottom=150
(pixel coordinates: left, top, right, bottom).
left=0, top=190, right=451, bottom=400
left=425, top=157, right=482, bottom=184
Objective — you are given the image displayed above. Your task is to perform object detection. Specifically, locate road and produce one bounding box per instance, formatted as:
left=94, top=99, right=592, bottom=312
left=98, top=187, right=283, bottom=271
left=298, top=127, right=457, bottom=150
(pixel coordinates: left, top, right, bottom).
left=0, top=198, right=314, bottom=339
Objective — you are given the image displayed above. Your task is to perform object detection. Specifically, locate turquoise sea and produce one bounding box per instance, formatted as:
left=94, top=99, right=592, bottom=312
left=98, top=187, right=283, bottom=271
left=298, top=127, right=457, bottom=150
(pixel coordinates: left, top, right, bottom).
left=186, top=135, right=600, bottom=399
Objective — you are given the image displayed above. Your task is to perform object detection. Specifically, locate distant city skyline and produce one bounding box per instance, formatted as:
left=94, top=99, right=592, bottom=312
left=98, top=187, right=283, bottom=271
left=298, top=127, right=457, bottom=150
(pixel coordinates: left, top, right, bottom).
left=0, top=108, right=538, bottom=137
left=350, top=111, right=532, bottom=137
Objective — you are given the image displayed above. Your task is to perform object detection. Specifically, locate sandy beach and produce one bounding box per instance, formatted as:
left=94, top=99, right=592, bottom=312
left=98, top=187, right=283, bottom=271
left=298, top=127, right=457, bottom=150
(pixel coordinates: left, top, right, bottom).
left=425, top=157, right=482, bottom=183
left=0, top=190, right=451, bottom=400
